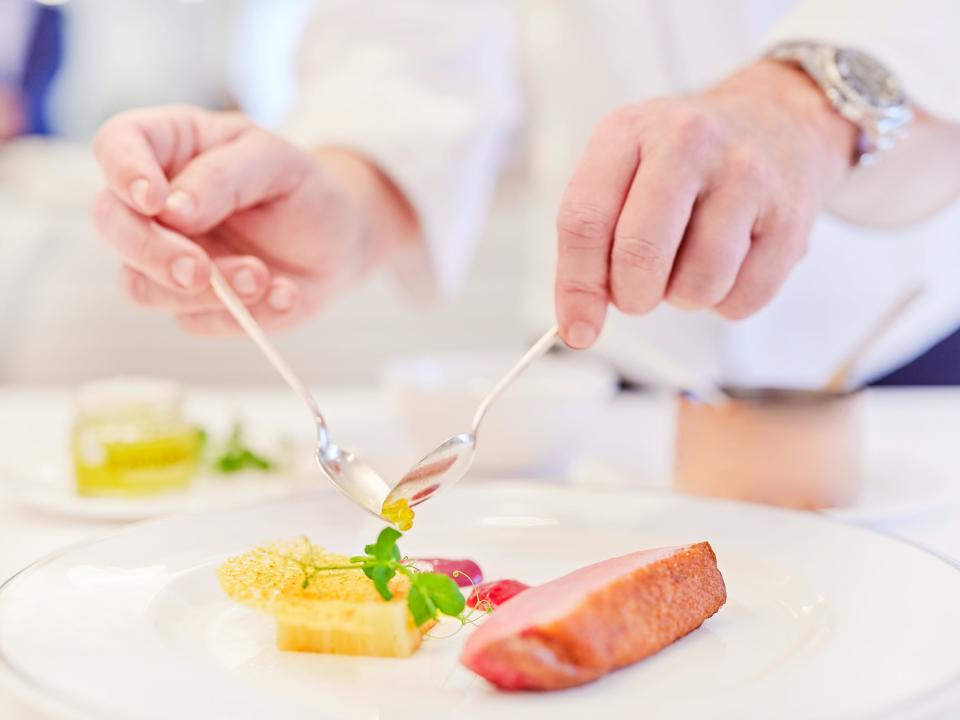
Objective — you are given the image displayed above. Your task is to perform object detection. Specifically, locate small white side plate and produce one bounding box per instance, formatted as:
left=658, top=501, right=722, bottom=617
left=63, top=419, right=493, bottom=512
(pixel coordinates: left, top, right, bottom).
left=0, top=459, right=313, bottom=521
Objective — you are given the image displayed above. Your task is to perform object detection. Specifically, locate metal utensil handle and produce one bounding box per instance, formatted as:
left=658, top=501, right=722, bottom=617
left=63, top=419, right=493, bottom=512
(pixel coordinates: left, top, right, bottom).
left=209, top=266, right=326, bottom=426
left=823, top=284, right=925, bottom=393
left=624, top=340, right=728, bottom=406
left=471, top=325, right=560, bottom=435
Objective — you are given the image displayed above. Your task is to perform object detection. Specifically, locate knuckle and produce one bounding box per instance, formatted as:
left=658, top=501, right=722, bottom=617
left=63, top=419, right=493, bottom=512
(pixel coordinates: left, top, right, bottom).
left=610, top=283, right=658, bottom=315
left=601, top=104, right=642, bottom=133
left=720, top=282, right=772, bottom=320
left=718, top=300, right=759, bottom=321
left=611, top=235, right=666, bottom=275
left=771, top=200, right=803, bottom=232
left=557, top=204, right=614, bottom=250
left=194, top=156, right=232, bottom=186
left=668, top=272, right=729, bottom=308
left=724, top=147, right=768, bottom=189
left=91, top=114, right=125, bottom=152
left=671, top=108, right=719, bottom=151
left=780, top=233, right=808, bottom=265
left=92, top=113, right=140, bottom=162
left=557, top=277, right=607, bottom=301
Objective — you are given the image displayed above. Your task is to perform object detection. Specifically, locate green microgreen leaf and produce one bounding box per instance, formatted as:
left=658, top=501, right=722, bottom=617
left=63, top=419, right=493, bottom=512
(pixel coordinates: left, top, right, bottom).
left=371, top=527, right=403, bottom=562
left=406, top=584, right=436, bottom=627
left=414, top=573, right=466, bottom=617
left=210, top=422, right=277, bottom=474
left=369, top=564, right=396, bottom=601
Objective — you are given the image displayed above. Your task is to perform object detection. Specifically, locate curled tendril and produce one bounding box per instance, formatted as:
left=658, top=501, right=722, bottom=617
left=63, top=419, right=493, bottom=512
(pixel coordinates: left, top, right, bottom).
left=423, top=570, right=493, bottom=640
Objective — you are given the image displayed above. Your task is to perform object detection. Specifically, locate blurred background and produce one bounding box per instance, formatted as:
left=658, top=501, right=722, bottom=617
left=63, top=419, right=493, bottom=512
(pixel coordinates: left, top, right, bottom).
left=0, top=0, right=531, bottom=385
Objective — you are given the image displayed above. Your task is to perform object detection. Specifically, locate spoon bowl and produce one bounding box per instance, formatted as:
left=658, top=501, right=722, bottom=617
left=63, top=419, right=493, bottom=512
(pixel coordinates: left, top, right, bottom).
left=389, top=433, right=475, bottom=509
left=316, top=428, right=391, bottom=519
left=383, top=327, right=561, bottom=513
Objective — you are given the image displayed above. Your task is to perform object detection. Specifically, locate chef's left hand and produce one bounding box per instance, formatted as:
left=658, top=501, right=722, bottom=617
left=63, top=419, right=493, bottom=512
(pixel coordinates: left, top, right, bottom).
left=555, top=60, right=858, bottom=349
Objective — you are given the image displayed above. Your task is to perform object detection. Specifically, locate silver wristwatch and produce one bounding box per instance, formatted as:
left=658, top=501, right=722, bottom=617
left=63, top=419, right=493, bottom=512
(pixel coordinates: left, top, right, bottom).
left=768, top=42, right=913, bottom=165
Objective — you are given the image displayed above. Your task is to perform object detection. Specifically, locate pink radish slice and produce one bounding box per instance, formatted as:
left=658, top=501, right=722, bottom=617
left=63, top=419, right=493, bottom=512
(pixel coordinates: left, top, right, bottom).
left=412, top=558, right=483, bottom=587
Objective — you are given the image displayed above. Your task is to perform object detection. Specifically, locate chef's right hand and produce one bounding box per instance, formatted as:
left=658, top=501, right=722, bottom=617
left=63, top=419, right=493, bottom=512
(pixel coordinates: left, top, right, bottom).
left=92, top=105, right=418, bottom=335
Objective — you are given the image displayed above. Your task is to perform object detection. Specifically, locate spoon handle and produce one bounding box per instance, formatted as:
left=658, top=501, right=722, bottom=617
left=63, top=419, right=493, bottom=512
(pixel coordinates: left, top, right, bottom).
left=471, top=325, right=560, bottom=434
left=209, top=267, right=326, bottom=426
left=823, top=284, right=925, bottom=394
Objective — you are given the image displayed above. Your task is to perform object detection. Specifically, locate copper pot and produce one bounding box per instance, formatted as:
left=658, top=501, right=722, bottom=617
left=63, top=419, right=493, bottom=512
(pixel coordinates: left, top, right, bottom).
left=674, top=388, right=862, bottom=510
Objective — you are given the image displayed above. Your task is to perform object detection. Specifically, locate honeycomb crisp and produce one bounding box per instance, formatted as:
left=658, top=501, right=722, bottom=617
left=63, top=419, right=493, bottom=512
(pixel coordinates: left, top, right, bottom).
left=218, top=537, right=427, bottom=657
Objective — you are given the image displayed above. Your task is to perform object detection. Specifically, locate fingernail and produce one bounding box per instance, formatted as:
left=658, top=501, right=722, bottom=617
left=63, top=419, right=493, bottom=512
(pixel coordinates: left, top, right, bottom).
left=170, top=256, right=197, bottom=289
left=232, top=268, right=258, bottom=296
left=165, top=190, right=195, bottom=217
left=268, top=286, right=294, bottom=312
left=566, top=322, right=597, bottom=349
left=130, top=179, right=150, bottom=212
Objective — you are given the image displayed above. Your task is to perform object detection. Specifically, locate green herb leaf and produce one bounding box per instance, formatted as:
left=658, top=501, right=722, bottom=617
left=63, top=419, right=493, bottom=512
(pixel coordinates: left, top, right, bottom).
left=406, top=584, right=436, bottom=627
left=369, top=564, right=395, bottom=601
left=369, top=527, right=403, bottom=563
left=414, top=573, right=466, bottom=616
left=210, top=422, right=277, bottom=474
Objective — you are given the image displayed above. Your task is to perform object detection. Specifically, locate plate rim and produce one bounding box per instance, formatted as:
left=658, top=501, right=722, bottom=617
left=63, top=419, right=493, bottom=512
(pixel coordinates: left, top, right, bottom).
left=1, top=481, right=959, bottom=720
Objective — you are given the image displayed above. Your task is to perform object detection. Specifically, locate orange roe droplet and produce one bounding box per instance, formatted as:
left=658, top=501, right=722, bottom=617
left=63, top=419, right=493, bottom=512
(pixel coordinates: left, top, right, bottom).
left=382, top=497, right=414, bottom=531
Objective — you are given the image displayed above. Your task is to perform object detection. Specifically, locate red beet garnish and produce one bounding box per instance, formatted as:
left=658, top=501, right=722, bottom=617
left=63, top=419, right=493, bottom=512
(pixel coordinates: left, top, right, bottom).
left=467, top=579, right=530, bottom=609
left=412, top=558, right=483, bottom=587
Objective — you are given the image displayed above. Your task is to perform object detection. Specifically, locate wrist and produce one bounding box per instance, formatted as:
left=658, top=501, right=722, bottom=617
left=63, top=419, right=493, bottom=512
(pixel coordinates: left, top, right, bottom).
left=716, top=60, right=860, bottom=186
left=312, top=148, right=421, bottom=272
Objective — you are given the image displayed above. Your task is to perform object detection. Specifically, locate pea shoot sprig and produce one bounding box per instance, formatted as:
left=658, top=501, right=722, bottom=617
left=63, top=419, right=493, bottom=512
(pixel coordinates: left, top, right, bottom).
left=292, top=527, right=473, bottom=627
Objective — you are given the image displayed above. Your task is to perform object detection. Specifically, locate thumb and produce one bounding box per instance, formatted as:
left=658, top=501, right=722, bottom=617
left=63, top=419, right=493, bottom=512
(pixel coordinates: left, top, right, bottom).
left=157, top=129, right=314, bottom=236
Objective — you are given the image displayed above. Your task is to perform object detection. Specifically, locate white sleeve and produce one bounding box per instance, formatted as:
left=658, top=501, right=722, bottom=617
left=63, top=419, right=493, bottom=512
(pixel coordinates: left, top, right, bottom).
left=283, top=1, right=521, bottom=299
left=0, top=0, right=35, bottom=82
left=766, top=0, right=960, bottom=226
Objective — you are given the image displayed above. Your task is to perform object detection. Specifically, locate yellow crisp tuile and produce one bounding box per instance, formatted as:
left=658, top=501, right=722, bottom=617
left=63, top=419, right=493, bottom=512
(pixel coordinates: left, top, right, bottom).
left=218, top=538, right=428, bottom=657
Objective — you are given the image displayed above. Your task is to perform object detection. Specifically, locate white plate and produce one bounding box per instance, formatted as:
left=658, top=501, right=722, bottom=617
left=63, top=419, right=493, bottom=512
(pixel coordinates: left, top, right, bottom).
left=0, top=459, right=314, bottom=521
left=1, top=483, right=959, bottom=720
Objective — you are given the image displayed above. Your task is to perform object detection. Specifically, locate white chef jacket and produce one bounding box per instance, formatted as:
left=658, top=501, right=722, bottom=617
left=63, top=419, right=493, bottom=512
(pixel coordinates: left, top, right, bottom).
left=0, top=0, right=33, bottom=85
left=285, top=0, right=960, bottom=389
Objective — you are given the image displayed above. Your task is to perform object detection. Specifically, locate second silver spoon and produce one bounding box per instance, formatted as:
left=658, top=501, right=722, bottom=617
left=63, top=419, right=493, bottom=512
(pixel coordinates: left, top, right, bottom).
left=381, top=325, right=560, bottom=520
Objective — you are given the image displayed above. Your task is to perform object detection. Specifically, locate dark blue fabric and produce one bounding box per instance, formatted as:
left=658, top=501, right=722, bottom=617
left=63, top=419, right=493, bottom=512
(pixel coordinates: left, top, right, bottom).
left=18, top=5, right=63, bottom=135
left=870, top=325, right=960, bottom=386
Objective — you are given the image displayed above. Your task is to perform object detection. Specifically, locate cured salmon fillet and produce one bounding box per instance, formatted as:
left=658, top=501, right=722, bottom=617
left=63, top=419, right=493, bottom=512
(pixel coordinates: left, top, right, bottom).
left=460, top=542, right=726, bottom=690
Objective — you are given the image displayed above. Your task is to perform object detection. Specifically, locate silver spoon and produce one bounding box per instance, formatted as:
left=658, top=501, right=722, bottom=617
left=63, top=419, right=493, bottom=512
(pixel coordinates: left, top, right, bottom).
left=209, top=267, right=390, bottom=518
left=381, top=325, right=561, bottom=517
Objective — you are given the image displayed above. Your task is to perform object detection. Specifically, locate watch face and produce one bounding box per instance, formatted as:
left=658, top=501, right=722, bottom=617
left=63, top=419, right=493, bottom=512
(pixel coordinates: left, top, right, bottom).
left=834, top=49, right=905, bottom=109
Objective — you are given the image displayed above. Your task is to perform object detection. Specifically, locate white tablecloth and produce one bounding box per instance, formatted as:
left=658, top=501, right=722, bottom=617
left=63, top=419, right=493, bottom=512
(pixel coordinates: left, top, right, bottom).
left=1, top=386, right=958, bottom=718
